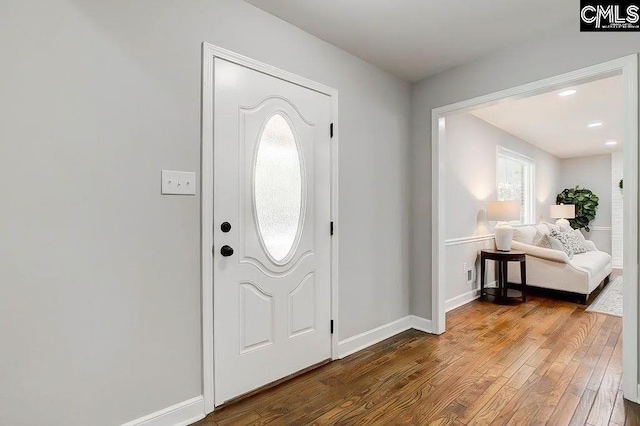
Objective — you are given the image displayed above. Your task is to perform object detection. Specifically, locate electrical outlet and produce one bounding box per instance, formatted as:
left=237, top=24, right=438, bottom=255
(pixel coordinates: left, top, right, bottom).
left=463, top=263, right=474, bottom=283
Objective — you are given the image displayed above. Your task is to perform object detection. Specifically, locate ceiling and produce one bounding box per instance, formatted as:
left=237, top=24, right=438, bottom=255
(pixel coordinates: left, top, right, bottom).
left=470, top=75, right=623, bottom=159
left=243, top=0, right=575, bottom=82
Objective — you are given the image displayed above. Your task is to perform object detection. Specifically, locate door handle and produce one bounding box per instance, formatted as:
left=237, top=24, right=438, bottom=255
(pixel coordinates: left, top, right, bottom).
left=220, top=245, right=234, bottom=257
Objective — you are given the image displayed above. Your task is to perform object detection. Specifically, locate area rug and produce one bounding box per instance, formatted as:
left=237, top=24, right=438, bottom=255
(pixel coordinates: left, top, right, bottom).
left=586, top=276, right=623, bottom=317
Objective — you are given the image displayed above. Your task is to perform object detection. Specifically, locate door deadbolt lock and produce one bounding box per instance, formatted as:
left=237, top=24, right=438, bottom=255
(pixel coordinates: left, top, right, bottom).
left=220, top=245, right=234, bottom=257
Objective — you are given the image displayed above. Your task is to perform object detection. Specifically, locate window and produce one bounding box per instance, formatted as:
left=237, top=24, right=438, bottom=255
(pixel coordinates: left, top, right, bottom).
left=496, top=146, right=535, bottom=224
left=254, top=113, right=303, bottom=262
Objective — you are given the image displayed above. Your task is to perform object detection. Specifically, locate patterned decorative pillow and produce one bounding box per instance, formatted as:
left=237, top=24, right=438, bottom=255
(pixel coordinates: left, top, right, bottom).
left=543, top=222, right=563, bottom=233
left=573, top=229, right=587, bottom=242
left=549, top=229, right=575, bottom=258
left=565, top=230, right=589, bottom=254
left=534, top=233, right=571, bottom=257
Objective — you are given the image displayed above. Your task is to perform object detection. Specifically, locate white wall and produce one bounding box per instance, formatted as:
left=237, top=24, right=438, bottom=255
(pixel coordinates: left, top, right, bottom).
left=446, top=113, right=561, bottom=240
left=612, top=152, right=624, bottom=267
left=0, top=1, right=411, bottom=425
left=410, top=24, right=640, bottom=321
left=410, top=23, right=640, bottom=395
left=444, top=113, right=561, bottom=304
left=560, top=154, right=612, bottom=254
left=445, top=239, right=496, bottom=312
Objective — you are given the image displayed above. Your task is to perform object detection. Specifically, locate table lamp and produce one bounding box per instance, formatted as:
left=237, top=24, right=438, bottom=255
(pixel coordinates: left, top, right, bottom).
left=487, top=201, right=521, bottom=252
left=550, top=204, right=575, bottom=229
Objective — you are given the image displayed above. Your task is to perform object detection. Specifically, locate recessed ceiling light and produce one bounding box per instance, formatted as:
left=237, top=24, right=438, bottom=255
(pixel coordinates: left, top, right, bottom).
left=559, top=89, right=577, bottom=97
left=588, top=121, right=603, bottom=128
left=605, top=140, right=618, bottom=146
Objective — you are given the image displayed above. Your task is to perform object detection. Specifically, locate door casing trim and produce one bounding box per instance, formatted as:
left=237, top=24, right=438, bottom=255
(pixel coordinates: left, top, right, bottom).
left=201, top=42, right=339, bottom=414
left=431, top=54, right=639, bottom=402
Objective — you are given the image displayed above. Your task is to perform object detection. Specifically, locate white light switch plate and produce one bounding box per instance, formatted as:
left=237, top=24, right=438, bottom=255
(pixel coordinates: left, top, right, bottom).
left=161, top=170, right=196, bottom=195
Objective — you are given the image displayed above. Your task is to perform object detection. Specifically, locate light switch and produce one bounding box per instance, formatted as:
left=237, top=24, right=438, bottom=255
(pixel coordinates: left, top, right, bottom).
left=161, top=170, right=196, bottom=195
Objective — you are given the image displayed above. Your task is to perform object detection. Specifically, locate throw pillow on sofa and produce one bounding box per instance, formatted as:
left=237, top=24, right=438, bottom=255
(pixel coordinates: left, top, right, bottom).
left=544, top=225, right=589, bottom=254
left=572, top=229, right=595, bottom=251
left=543, top=222, right=563, bottom=233
left=566, top=230, right=589, bottom=254
left=549, top=229, right=576, bottom=258
left=534, top=233, right=572, bottom=258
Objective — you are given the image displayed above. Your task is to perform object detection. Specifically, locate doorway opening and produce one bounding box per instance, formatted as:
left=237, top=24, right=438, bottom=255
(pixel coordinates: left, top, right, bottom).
left=431, top=55, right=639, bottom=402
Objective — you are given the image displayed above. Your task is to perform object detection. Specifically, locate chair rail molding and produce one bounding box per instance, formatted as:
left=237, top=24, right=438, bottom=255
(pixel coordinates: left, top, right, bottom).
left=587, top=226, right=612, bottom=232
left=445, top=234, right=494, bottom=246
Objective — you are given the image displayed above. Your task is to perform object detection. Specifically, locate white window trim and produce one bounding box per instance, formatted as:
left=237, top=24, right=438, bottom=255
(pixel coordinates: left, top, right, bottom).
left=496, top=146, right=536, bottom=225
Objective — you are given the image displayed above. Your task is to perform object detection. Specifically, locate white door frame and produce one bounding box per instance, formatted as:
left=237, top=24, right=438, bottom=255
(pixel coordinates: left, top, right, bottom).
left=431, top=54, right=639, bottom=401
left=201, top=43, right=340, bottom=414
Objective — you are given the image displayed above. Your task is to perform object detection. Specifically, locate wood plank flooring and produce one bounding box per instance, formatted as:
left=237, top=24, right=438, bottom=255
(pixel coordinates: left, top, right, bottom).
left=195, top=295, right=640, bottom=425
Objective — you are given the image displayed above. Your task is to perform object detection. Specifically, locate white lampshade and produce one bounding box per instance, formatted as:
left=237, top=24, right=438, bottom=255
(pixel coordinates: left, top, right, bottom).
left=487, top=201, right=521, bottom=222
left=550, top=204, right=575, bottom=219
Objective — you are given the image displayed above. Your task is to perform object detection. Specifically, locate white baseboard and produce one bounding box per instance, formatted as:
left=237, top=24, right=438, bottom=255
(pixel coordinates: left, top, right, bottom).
left=409, top=315, right=432, bottom=333
left=127, top=319, right=435, bottom=424
left=337, top=315, right=435, bottom=358
left=445, top=281, right=496, bottom=313
left=444, top=281, right=498, bottom=312
left=446, top=289, right=480, bottom=312
left=337, top=316, right=411, bottom=358
left=121, top=396, right=205, bottom=426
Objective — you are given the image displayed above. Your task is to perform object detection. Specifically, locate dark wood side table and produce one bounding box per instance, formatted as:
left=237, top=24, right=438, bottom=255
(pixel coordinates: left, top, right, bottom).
left=480, top=249, right=527, bottom=304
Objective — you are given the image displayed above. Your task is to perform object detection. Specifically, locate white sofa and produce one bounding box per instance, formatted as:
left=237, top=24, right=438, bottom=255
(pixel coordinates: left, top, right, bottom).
left=507, top=223, right=612, bottom=300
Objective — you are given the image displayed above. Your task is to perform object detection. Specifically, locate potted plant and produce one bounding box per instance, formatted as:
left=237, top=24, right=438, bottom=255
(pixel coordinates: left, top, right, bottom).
left=556, top=186, right=599, bottom=232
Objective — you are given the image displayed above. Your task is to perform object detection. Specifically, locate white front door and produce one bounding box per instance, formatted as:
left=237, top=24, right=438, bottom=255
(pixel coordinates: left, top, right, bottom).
left=213, top=58, right=332, bottom=405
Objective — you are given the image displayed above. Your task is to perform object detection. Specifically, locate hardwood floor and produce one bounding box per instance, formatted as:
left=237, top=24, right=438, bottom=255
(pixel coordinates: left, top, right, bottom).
left=195, top=294, right=640, bottom=425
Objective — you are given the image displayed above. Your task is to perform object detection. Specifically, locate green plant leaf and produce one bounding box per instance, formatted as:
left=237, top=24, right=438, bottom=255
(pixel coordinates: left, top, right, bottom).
left=556, top=187, right=599, bottom=232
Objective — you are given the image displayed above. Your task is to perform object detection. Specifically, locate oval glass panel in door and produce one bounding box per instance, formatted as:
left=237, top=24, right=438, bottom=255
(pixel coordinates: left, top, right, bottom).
left=254, top=113, right=303, bottom=263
